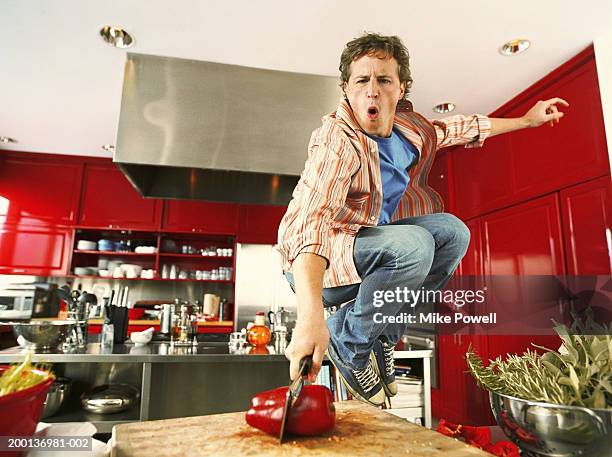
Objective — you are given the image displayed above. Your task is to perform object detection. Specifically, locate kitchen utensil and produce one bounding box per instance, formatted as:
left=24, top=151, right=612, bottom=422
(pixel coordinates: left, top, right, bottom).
left=268, top=307, right=291, bottom=332
left=130, top=327, right=154, bottom=345
left=279, top=355, right=312, bottom=443
left=41, top=376, right=72, bottom=418
left=490, top=390, right=611, bottom=457
left=80, top=384, right=140, bottom=414
left=10, top=320, right=75, bottom=349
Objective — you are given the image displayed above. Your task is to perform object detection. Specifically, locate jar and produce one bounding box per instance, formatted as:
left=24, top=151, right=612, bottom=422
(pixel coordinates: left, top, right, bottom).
left=247, top=312, right=271, bottom=346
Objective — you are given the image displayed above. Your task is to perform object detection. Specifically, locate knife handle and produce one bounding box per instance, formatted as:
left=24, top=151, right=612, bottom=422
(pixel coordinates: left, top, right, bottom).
left=300, top=355, right=313, bottom=377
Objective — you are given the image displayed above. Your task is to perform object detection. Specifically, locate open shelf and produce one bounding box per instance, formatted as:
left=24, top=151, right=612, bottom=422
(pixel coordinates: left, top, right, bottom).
left=68, top=275, right=233, bottom=283
left=74, top=250, right=156, bottom=257
left=44, top=395, right=141, bottom=433
left=159, top=253, right=232, bottom=260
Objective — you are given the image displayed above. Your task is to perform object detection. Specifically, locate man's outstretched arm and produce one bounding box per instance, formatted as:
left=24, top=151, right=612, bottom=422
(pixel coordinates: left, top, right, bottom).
left=489, top=97, right=569, bottom=137
left=285, top=253, right=329, bottom=382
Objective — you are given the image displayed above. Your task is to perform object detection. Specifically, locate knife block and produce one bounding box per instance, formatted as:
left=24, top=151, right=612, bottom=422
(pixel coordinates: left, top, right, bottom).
left=108, top=305, right=129, bottom=343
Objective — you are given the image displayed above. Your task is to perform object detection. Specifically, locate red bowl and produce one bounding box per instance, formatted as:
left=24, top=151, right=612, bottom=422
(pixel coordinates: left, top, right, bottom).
left=0, top=365, right=54, bottom=456
left=128, top=308, right=145, bottom=320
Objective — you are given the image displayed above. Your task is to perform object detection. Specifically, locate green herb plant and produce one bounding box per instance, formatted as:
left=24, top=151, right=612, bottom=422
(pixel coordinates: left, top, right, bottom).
left=466, top=309, right=611, bottom=409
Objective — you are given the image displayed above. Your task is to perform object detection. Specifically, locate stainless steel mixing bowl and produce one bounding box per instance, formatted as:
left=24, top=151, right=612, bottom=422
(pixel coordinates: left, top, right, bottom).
left=10, top=320, right=75, bottom=349
left=490, top=390, right=611, bottom=457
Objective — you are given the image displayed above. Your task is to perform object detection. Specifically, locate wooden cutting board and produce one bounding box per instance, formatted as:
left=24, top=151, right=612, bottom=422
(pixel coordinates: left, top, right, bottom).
left=110, top=401, right=490, bottom=456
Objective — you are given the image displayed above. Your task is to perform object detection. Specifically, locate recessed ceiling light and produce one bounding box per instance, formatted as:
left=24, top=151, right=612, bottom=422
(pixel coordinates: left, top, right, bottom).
left=499, top=39, right=531, bottom=56
left=0, top=137, right=18, bottom=144
left=433, top=102, right=455, bottom=114
left=99, top=26, right=134, bottom=49
left=101, top=144, right=115, bottom=152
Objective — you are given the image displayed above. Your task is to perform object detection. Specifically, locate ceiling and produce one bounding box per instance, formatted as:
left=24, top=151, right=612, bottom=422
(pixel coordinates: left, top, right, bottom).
left=2, top=0, right=611, bottom=158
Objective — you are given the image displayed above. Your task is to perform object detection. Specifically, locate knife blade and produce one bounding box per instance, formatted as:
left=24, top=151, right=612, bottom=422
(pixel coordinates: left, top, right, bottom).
left=279, top=355, right=312, bottom=444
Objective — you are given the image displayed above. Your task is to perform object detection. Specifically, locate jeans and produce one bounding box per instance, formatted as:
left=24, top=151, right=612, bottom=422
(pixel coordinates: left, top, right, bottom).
left=284, top=212, right=470, bottom=369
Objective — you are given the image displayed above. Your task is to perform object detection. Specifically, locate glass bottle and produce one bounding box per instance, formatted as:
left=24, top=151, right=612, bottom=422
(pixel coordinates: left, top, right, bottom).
left=247, top=312, right=271, bottom=346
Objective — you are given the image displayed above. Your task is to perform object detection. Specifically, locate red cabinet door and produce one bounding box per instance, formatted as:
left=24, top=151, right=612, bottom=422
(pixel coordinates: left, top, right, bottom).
left=505, top=58, right=608, bottom=200
left=237, top=204, right=287, bottom=244
left=452, top=135, right=514, bottom=220
left=480, top=195, right=563, bottom=382
left=78, top=163, right=162, bottom=230
left=560, top=175, right=612, bottom=275
left=482, top=194, right=565, bottom=276
left=429, top=151, right=453, bottom=211
left=0, top=225, right=72, bottom=275
left=162, top=200, right=238, bottom=234
left=0, top=154, right=82, bottom=227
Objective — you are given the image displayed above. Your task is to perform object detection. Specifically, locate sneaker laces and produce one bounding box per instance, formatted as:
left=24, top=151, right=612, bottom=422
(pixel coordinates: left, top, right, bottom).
left=381, top=341, right=395, bottom=377
left=353, top=361, right=379, bottom=393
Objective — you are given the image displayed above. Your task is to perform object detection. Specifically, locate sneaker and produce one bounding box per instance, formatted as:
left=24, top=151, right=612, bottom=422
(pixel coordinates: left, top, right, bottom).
left=371, top=339, right=398, bottom=396
left=326, top=341, right=386, bottom=406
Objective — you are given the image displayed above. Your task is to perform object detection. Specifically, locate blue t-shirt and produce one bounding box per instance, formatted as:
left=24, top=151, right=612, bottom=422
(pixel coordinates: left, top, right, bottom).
left=367, top=127, right=418, bottom=225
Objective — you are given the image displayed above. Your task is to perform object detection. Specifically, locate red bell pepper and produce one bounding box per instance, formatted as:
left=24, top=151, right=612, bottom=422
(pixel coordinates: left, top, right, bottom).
left=245, top=385, right=335, bottom=437
left=437, top=418, right=520, bottom=457
left=485, top=441, right=521, bottom=457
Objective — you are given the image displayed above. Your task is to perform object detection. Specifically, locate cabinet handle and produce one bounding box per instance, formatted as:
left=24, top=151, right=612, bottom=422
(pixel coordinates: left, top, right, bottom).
left=13, top=269, right=25, bottom=273
left=439, top=174, right=445, bottom=179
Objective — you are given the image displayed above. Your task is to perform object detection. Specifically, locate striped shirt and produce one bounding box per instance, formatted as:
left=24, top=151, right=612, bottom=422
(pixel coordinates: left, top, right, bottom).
left=276, top=98, right=491, bottom=288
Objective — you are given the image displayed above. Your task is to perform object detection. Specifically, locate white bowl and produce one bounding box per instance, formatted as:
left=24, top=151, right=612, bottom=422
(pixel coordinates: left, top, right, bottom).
left=98, top=269, right=111, bottom=277
left=120, top=264, right=143, bottom=278
left=130, top=328, right=154, bottom=345
left=77, top=240, right=97, bottom=251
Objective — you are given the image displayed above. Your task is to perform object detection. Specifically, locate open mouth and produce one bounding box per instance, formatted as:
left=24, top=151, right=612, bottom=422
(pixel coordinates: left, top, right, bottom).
left=367, top=106, right=379, bottom=119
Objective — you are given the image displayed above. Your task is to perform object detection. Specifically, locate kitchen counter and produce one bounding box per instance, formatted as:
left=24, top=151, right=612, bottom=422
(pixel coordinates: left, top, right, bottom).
left=0, top=341, right=288, bottom=363
left=87, top=319, right=234, bottom=327
left=0, top=344, right=433, bottom=433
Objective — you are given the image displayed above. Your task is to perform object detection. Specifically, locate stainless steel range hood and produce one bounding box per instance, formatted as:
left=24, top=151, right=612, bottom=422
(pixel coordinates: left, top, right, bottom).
left=114, top=53, right=340, bottom=205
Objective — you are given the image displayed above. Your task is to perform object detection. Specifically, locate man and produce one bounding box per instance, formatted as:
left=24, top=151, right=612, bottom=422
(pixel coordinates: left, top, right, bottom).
left=276, top=32, right=568, bottom=405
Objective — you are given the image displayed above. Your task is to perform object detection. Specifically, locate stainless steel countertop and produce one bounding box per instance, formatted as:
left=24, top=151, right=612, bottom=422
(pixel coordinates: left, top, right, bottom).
left=0, top=342, right=289, bottom=363
left=0, top=342, right=432, bottom=364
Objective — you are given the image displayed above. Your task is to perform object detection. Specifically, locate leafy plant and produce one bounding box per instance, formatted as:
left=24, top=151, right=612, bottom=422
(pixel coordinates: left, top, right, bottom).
left=467, top=309, right=611, bottom=409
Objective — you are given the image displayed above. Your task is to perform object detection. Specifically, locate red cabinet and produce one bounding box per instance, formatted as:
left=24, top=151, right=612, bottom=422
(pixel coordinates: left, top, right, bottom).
left=0, top=225, right=72, bottom=275
left=480, top=194, right=565, bottom=361
left=78, top=163, right=162, bottom=230
left=560, top=175, right=612, bottom=275
left=0, top=153, right=82, bottom=227
left=237, top=204, right=287, bottom=244
left=451, top=46, right=609, bottom=221
left=505, top=58, right=608, bottom=200
left=162, top=200, right=238, bottom=234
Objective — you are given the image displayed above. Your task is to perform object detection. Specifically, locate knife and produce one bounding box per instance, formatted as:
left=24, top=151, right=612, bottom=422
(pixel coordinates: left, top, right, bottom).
left=279, top=355, right=312, bottom=444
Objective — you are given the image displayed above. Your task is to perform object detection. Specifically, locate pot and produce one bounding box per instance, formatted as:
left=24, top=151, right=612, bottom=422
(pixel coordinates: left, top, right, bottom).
left=41, top=377, right=72, bottom=418
left=81, top=384, right=140, bottom=414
